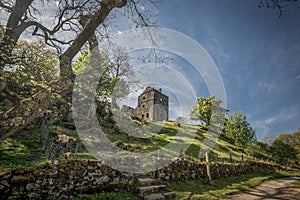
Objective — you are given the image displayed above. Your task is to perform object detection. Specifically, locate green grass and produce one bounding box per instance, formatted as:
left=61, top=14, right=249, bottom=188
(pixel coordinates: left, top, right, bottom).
left=72, top=191, right=135, bottom=200
left=165, top=171, right=300, bottom=200
left=0, top=120, right=273, bottom=170
left=98, top=121, right=250, bottom=162
left=48, top=120, right=269, bottom=164
left=0, top=127, right=48, bottom=170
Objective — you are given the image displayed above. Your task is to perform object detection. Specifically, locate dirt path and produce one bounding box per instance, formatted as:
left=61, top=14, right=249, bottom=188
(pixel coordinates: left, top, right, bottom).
left=222, top=177, right=300, bottom=200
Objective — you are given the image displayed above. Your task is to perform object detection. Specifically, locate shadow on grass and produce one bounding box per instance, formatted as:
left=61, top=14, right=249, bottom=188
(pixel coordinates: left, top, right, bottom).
left=0, top=128, right=46, bottom=170
left=165, top=171, right=291, bottom=200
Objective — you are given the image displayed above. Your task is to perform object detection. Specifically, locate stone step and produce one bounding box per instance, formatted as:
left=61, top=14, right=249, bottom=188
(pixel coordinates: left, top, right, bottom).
left=138, top=178, right=159, bottom=186
left=143, top=191, right=176, bottom=200
left=144, top=193, right=165, bottom=200
left=163, top=191, right=176, bottom=199
left=138, top=185, right=167, bottom=197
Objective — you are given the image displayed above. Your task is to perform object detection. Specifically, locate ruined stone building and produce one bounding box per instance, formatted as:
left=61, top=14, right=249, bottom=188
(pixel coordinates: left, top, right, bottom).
left=121, top=86, right=169, bottom=121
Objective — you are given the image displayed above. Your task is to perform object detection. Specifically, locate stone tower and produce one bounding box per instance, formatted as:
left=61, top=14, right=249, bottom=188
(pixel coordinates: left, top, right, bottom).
left=134, top=86, right=168, bottom=121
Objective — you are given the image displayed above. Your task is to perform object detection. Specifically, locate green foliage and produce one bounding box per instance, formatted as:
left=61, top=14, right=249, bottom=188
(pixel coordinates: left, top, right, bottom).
left=72, top=50, right=130, bottom=105
left=266, top=129, right=300, bottom=166
left=5, top=40, right=58, bottom=84
left=276, top=129, right=300, bottom=148
left=3, top=40, right=58, bottom=99
left=245, top=128, right=300, bottom=167
left=246, top=141, right=269, bottom=160
left=224, top=112, right=256, bottom=148
left=190, top=96, right=223, bottom=125
left=270, top=139, right=298, bottom=165
left=72, top=192, right=134, bottom=200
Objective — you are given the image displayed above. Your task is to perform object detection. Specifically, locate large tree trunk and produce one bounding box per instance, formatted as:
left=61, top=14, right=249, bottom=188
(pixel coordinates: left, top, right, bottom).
left=0, top=0, right=127, bottom=142
left=0, top=0, right=34, bottom=71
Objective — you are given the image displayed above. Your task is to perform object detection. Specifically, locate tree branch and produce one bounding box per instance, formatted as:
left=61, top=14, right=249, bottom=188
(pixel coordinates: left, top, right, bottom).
left=59, top=0, right=127, bottom=81
left=258, top=0, right=298, bottom=17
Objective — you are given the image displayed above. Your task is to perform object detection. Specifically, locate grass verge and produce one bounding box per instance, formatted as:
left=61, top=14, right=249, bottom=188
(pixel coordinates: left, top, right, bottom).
left=165, top=171, right=300, bottom=200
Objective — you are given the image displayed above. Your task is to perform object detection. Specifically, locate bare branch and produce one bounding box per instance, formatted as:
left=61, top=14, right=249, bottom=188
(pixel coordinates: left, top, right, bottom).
left=258, top=0, right=298, bottom=17
left=129, top=0, right=150, bottom=27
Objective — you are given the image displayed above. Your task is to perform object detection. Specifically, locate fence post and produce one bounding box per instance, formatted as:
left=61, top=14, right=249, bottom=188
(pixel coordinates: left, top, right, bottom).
left=205, top=152, right=212, bottom=181
left=242, top=154, right=244, bottom=162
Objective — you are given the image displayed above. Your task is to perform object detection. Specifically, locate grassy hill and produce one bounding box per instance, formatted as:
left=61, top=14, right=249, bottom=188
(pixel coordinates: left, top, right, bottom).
left=0, top=119, right=270, bottom=170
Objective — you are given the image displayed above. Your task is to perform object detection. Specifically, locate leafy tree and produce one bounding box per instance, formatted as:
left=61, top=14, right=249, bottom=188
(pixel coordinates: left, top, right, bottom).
left=1, top=39, right=58, bottom=112
left=224, top=112, right=256, bottom=148
left=269, top=139, right=297, bottom=165
left=72, top=49, right=131, bottom=107
left=190, top=96, right=223, bottom=126
left=5, top=39, right=58, bottom=85
left=275, top=129, right=300, bottom=165
left=292, top=128, right=300, bottom=146
left=275, top=130, right=300, bottom=148
left=276, top=133, right=298, bottom=146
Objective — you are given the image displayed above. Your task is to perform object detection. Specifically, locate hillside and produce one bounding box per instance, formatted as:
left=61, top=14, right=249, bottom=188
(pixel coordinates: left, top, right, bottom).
left=0, top=120, right=269, bottom=170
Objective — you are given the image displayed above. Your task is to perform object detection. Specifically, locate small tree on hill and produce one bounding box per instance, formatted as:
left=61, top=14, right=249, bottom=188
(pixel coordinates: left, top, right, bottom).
left=269, top=139, right=297, bottom=165
left=224, top=112, right=256, bottom=148
left=190, top=96, right=223, bottom=126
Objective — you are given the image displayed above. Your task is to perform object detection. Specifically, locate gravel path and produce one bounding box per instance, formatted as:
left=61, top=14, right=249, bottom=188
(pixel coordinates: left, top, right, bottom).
left=222, top=177, right=300, bottom=200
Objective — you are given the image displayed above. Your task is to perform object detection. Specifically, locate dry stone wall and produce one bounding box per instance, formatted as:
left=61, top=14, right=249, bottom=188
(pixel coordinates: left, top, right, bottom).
left=0, top=158, right=296, bottom=199
left=155, top=158, right=294, bottom=181
left=0, top=159, right=135, bottom=199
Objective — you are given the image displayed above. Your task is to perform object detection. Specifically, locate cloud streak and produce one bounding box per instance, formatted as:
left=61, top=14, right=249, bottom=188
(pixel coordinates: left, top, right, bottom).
left=252, top=105, right=299, bottom=139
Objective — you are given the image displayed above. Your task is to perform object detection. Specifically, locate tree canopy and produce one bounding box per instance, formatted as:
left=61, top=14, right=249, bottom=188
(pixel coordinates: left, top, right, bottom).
left=72, top=49, right=131, bottom=107
left=190, top=96, right=223, bottom=126
left=269, top=139, right=298, bottom=165
left=224, top=112, right=256, bottom=148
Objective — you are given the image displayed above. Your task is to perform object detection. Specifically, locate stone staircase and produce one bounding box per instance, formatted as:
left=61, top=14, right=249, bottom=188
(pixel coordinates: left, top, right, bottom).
left=136, top=177, right=176, bottom=200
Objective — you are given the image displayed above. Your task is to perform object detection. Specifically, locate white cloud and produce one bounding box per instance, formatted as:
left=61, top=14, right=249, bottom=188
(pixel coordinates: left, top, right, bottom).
left=256, top=82, right=276, bottom=93
left=253, top=116, right=277, bottom=129
left=252, top=105, right=298, bottom=138
left=252, top=116, right=278, bottom=138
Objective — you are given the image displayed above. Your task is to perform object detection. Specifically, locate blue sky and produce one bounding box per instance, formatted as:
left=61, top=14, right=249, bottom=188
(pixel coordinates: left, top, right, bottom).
left=151, top=0, right=300, bottom=139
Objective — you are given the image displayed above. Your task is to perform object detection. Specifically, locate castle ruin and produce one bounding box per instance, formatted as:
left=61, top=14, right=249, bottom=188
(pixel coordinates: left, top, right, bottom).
left=121, top=86, right=169, bottom=121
